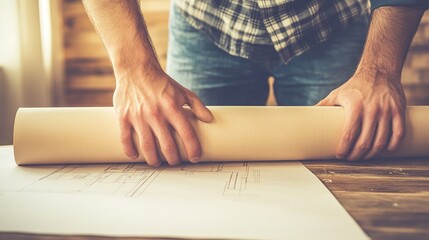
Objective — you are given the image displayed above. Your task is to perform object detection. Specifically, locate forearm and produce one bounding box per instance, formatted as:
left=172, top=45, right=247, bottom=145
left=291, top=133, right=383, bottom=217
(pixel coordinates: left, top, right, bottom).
left=82, top=0, right=160, bottom=76
left=356, top=6, right=424, bottom=81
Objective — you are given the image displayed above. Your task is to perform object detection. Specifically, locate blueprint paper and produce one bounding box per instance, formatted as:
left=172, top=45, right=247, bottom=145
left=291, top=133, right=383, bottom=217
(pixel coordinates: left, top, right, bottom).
left=13, top=106, right=429, bottom=165
left=0, top=146, right=368, bottom=239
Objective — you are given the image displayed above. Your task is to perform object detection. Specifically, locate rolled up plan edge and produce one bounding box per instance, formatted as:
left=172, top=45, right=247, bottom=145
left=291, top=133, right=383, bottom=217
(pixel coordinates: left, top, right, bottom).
left=13, top=106, right=429, bottom=165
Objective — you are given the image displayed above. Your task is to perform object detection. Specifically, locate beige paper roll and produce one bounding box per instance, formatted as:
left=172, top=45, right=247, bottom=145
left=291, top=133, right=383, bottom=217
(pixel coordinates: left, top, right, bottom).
left=13, top=106, right=429, bottom=165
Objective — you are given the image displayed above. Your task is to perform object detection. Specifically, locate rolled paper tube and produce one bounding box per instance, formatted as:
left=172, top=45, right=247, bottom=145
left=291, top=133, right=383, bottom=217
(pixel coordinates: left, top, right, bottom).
left=13, top=106, right=429, bottom=165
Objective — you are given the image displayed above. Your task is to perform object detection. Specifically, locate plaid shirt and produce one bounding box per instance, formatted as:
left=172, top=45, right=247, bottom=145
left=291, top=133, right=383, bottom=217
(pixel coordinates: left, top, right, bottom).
left=174, top=0, right=370, bottom=64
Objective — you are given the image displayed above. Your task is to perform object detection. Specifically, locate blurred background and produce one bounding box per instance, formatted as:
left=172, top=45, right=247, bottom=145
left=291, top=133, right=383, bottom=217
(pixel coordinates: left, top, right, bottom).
left=1, top=0, right=428, bottom=145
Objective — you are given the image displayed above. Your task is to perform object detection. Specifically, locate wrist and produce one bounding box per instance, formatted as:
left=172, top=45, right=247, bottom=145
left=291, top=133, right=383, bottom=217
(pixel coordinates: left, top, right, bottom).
left=112, top=45, right=160, bottom=70
left=112, top=49, right=162, bottom=83
left=354, top=65, right=401, bottom=84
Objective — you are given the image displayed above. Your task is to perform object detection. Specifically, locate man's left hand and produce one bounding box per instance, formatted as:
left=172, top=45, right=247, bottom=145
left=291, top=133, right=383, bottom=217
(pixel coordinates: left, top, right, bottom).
left=317, top=70, right=406, bottom=161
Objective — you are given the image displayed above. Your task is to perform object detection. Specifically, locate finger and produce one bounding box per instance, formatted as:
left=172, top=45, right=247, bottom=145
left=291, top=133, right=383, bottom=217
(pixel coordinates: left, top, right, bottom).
left=118, top=120, right=139, bottom=159
left=133, top=121, right=160, bottom=167
left=387, top=108, right=406, bottom=152
left=347, top=110, right=378, bottom=161
left=186, top=91, right=213, bottom=123
left=336, top=107, right=361, bottom=159
left=316, top=90, right=338, bottom=106
left=316, top=95, right=334, bottom=106
left=363, top=113, right=390, bottom=160
left=151, top=118, right=181, bottom=166
left=167, top=109, right=201, bottom=163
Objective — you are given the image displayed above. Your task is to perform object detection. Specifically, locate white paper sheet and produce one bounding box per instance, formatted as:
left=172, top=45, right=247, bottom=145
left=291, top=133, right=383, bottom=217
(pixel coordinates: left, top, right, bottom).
left=0, top=146, right=368, bottom=239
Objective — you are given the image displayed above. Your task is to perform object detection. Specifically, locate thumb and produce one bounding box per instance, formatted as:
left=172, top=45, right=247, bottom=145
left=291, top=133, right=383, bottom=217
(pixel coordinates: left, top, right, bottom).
left=316, top=97, right=332, bottom=106
left=186, top=91, right=214, bottom=123
left=316, top=92, right=337, bottom=106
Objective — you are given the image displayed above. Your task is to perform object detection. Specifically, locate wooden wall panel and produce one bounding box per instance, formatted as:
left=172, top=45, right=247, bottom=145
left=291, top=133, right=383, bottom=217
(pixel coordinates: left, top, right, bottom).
left=401, top=13, right=429, bottom=105
left=62, top=0, right=170, bottom=107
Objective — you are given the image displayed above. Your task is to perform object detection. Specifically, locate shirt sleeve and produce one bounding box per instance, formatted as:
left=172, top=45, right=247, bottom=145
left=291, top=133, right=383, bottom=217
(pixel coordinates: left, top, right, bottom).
left=371, top=0, right=429, bottom=11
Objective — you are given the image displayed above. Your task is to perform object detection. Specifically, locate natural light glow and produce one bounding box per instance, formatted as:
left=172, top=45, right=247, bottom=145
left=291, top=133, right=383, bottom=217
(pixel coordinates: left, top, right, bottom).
left=39, top=0, right=52, bottom=76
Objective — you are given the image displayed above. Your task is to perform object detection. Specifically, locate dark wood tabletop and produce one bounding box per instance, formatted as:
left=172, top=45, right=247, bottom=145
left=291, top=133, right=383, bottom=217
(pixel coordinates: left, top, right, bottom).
left=1, top=157, right=428, bottom=240
left=304, top=158, right=429, bottom=240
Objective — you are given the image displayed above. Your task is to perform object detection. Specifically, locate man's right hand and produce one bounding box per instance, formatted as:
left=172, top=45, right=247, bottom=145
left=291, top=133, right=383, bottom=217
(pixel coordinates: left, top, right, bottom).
left=113, top=63, right=213, bottom=167
left=82, top=0, right=212, bottom=166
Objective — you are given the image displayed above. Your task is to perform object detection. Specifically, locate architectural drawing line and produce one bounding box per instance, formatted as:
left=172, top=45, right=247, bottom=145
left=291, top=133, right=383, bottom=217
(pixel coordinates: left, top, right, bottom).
left=128, top=169, right=163, bottom=198
left=17, top=163, right=263, bottom=198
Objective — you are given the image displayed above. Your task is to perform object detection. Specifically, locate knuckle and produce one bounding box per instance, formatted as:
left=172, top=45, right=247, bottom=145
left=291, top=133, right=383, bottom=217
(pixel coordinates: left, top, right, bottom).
left=367, top=107, right=379, bottom=118
left=144, top=105, right=162, bottom=119
left=118, top=113, right=128, bottom=123
left=394, top=129, right=406, bottom=140
left=342, top=132, right=355, bottom=143
left=187, top=91, right=198, bottom=100
left=162, top=143, right=177, bottom=156
left=120, top=131, right=130, bottom=143
left=373, top=144, right=385, bottom=153
left=352, top=101, right=364, bottom=111
left=161, top=97, right=178, bottom=112
left=356, top=141, right=370, bottom=151
left=140, top=141, right=153, bottom=151
left=379, top=111, right=389, bottom=120
left=374, top=140, right=387, bottom=151
left=181, top=126, right=196, bottom=140
left=116, top=108, right=130, bottom=122
left=134, top=106, right=145, bottom=117
left=391, top=106, right=404, bottom=116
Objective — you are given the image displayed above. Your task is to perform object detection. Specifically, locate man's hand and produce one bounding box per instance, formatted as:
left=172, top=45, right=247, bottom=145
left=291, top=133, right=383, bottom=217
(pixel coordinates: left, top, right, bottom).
left=317, top=6, right=424, bottom=161
left=83, top=0, right=213, bottom=166
left=317, top=70, right=406, bottom=160
left=114, top=63, right=213, bottom=166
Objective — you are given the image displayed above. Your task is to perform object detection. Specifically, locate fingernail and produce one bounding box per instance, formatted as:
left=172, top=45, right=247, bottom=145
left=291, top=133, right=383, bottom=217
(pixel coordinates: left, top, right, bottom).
left=153, top=162, right=162, bottom=167
left=130, top=155, right=138, bottom=159
left=336, top=155, right=345, bottom=159
left=190, top=156, right=201, bottom=163
left=169, top=161, right=181, bottom=167
left=387, top=146, right=396, bottom=152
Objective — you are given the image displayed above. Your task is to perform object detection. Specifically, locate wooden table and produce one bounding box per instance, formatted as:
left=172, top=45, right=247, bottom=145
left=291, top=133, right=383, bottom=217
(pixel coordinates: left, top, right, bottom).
left=1, top=145, right=428, bottom=240
left=304, top=159, right=429, bottom=240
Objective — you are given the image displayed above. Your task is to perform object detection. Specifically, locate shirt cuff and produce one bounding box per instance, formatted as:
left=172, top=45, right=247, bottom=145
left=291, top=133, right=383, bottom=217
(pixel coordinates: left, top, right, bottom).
left=371, top=0, right=429, bottom=11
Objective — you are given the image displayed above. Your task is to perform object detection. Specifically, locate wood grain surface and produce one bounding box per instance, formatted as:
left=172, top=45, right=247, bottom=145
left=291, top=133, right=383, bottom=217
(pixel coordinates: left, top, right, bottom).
left=1, top=158, right=428, bottom=240
left=304, top=158, right=429, bottom=240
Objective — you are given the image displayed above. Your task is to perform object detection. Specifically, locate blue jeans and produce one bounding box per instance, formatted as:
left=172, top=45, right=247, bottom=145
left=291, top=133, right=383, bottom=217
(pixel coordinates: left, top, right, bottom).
left=167, top=5, right=369, bottom=106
